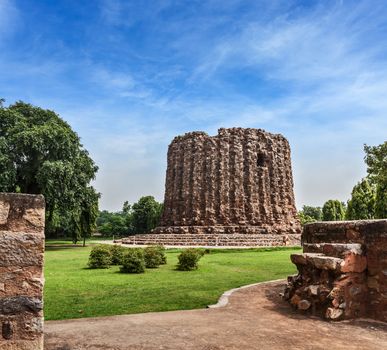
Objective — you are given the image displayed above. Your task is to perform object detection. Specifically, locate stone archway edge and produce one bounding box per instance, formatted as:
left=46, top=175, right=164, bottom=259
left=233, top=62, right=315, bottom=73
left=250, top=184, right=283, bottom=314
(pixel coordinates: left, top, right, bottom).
left=207, top=278, right=286, bottom=308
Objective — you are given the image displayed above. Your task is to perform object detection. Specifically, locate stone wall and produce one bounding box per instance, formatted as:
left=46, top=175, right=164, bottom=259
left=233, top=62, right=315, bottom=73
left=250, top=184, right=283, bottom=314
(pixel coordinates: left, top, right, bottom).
left=155, top=128, right=300, bottom=237
left=120, top=233, right=301, bottom=247
left=0, top=193, right=45, bottom=350
left=285, top=220, right=387, bottom=322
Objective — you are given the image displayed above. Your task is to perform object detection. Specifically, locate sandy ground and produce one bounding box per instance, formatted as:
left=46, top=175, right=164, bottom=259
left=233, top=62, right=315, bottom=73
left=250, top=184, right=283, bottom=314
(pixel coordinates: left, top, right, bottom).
left=44, top=280, right=387, bottom=350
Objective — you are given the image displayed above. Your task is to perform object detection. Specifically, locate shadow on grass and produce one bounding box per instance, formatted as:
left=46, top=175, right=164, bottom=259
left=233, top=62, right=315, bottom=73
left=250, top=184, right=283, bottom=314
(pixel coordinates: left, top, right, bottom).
left=45, top=245, right=88, bottom=251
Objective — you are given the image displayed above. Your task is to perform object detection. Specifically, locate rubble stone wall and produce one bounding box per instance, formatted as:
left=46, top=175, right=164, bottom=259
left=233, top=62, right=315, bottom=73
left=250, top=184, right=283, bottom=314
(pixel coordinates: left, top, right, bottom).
left=0, top=193, right=45, bottom=350
left=285, top=220, right=387, bottom=322
left=120, top=233, right=301, bottom=247
left=155, top=128, right=300, bottom=238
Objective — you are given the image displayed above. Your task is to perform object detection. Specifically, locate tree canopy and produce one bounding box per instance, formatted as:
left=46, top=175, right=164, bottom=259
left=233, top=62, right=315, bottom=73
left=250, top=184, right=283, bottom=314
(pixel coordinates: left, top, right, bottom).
left=297, top=205, right=322, bottom=226
left=322, top=200, right=346, bottom=221
left=364, top=142, right=387, bottom=218
left=0, top=101, right=99, bottom=242
left=346, top=178, right=376, bottom=220
left=96, top=196, right=163, bottom=236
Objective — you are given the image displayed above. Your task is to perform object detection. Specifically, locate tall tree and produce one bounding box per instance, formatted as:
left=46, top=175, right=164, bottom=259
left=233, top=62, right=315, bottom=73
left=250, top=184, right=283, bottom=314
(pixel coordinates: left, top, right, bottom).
left=0, top=101, right=99, bottom=240
left=302, top=205, right=322, bottom=221
left=132, top=196, right=163, bottom=234
left=346, top=178, right=376, bottom=220
left=364, top=142, right=387, bottom=218
left=297, top=205, right=323, bottom=226
left=322, top=200, right=346, bottom=221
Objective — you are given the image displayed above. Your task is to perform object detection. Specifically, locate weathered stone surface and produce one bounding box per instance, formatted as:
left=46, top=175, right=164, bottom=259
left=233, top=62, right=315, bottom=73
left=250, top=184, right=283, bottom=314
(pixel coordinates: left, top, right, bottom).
left=0, top=232, right=44, bottom=267
left=155, top=128, right=300, bottom=239
left=0, top=267, right=44, bottom=298
left=326, top=307, right=343, bottom=320
left=0, top=201, right=10, bottom=225
left=121, top=233, right=301, bottom=247
left=0, top=193, right=45, bottom=233
left=298, top=299, right=311, bottom=310
left=0, top=297, right=43, bottom=315
left=285, top=220, right=387, bottom=323
left=0, top=193, right=45, bottom=349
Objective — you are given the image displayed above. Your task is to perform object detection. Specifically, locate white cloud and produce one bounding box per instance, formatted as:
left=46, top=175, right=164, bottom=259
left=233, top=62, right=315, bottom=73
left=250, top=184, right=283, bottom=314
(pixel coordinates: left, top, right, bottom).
left=0, top=0, right=19, bottom=42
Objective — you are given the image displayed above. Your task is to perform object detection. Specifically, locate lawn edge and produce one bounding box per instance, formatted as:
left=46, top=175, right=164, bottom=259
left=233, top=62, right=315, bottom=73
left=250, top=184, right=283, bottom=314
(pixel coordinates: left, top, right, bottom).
left=207, top=278, right=286, bottom=308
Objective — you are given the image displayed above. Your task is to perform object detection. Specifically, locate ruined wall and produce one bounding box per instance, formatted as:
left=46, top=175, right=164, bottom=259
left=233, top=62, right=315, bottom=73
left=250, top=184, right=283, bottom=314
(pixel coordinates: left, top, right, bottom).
left=0, top=193, right=45, bottom=350
left=155, top=128, right=300, bottom=235
left=285, top=220, right=387, bottom=322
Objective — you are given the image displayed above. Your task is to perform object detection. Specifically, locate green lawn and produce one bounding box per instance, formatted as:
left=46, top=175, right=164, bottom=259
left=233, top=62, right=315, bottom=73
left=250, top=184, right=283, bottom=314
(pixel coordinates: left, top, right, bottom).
left=44, top=244, right=300, bottom=320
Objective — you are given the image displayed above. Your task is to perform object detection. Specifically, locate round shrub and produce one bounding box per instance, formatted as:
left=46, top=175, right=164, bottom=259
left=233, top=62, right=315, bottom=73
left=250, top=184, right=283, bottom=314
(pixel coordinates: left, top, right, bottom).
left=88, top=245, right=112, bottom=269
left=110, top=245, right=126, bottom=265
left=120, top=249, right=145, bottom=274
left=156, top=245, right=167, bottom=265
left=144, top=245, right=167, bottom=268
left=176, top=248, right=204, bottom=271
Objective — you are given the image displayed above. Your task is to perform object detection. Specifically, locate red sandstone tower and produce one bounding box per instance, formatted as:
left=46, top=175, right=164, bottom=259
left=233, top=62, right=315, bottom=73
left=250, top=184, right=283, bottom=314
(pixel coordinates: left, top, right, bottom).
left=154, top=128, right=301, bottom=236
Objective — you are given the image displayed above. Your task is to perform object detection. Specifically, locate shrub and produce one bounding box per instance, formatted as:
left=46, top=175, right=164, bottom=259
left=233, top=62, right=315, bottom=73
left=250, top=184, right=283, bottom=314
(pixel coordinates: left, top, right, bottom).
left=143, top=246, right=161, bottom=268
left=176, top=248, right=204, bottom=271
left=88, top=245, right=112, bottom=269
left=110, top=245, right=126, bottom=265
left=120, top=249, right=145, bottom=273
left=143, top=245, right=167, bottom=268
left=156, top=245, right=167, bottom=264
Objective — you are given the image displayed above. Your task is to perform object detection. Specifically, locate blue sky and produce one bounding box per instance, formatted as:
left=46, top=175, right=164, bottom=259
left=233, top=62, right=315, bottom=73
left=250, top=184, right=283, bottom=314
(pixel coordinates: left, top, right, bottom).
left=1, top=0, right=386, bottom=211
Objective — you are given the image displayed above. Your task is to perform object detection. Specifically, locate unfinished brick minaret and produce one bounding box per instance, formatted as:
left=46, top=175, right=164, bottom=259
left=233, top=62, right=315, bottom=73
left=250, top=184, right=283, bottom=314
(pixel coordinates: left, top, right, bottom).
left=154, top=128, right=300, bottom=237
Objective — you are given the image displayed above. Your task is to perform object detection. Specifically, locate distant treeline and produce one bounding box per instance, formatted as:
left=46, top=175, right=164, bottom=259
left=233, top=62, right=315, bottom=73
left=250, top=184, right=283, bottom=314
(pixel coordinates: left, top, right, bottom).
left=298, top=141, right=387, bottom=225
left=96, top=196, right=163, bottom=237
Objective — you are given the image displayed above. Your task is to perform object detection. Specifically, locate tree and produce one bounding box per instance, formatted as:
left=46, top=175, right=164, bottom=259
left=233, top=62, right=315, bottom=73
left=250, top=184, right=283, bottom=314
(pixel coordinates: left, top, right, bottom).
left=322, top=200, right=346, bottom=221
left=132, top=196, right=163, bottom=233
left=297, top=205, right=322, bottom=226
left=346, top=178, right=376, bottom=220
left=0, top=101, right=99, bottom=241
left=364, top=142, right=387, bottom=218
left=302, top=206, right=322, bottom=221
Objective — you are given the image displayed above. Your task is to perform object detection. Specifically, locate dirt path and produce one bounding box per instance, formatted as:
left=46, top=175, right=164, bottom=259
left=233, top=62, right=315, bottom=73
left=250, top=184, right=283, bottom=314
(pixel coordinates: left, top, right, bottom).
left=44, top=280, right=387, bottom=350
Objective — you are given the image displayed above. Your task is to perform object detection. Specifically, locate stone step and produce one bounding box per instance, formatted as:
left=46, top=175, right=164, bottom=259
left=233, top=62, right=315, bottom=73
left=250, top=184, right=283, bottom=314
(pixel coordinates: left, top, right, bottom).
left=119, top=233, right=300, bottom=247
left=291, top=253, right=343, bottom=271
left=303, top=243, right=363, bottom=258
left=291, top=252, right=367, bottom=273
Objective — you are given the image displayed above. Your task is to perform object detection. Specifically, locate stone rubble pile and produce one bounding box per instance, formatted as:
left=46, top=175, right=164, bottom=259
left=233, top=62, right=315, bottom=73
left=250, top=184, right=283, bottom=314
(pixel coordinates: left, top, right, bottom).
left=285, top=220, right=387, bottom=322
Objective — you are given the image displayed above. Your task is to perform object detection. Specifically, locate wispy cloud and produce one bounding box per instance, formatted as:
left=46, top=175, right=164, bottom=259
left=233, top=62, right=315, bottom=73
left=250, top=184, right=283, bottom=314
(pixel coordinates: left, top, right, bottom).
left=1, top=0, right=386, bottom=210
left=0, top=0, right=19, bottom=42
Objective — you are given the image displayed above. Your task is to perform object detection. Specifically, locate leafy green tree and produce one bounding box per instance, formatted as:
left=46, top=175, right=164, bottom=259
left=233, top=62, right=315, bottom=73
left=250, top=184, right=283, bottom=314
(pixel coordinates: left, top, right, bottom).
left=364, top=142, right=387, bottom=218
left=346, top=178, right=376, bottom=220
left=132, top=196, right=163, bottom=234
left=0, top=101, right=99, bottom=241
left=301, top=206, right=322, bottom=221
left=297, top=205, right=323, bottom=226
left=322, top=200, right=346, bottom=221
left=298, top=212, right=316, bottom=226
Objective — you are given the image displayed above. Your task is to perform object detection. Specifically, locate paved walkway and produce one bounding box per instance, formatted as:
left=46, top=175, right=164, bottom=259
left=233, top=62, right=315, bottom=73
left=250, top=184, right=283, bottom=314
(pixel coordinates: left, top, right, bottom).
left=44, top=281, right=387, bottom=350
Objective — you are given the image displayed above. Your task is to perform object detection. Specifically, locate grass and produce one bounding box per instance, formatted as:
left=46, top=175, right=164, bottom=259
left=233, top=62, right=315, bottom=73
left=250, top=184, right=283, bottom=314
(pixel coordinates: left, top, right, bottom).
left=45, top=237, right=113, bottom=245
left=44, top=244, right=301, bottom=320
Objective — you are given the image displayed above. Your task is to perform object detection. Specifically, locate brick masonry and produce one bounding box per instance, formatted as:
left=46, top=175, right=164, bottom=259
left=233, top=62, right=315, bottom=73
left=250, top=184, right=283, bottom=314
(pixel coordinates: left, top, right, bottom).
left=149, top=128, right=301, bottom=246
left=0, top=193, right=45, bottom=350
left=285, top=220, right=387, bottom=322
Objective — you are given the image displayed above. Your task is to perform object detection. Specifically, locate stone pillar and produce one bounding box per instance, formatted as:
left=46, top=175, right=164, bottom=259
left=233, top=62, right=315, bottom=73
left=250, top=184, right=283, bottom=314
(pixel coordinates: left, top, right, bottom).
left=0, top=193, right=45, bottom=350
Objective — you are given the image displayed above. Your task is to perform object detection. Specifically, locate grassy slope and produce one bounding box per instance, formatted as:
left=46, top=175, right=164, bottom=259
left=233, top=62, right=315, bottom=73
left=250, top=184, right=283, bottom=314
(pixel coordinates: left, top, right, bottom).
left=44, top=245, right=300, bottom=320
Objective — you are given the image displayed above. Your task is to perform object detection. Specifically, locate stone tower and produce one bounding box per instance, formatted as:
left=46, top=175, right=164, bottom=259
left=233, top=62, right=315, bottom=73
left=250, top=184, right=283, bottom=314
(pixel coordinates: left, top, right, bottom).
left=154, top=128, right=300, bottom=235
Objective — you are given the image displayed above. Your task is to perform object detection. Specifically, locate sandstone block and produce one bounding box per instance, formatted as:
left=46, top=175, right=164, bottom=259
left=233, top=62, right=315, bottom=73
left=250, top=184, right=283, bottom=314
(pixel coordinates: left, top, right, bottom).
left=0, top=193, right=45, bottom=350
left=0, top=232, right=44, bottom=267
